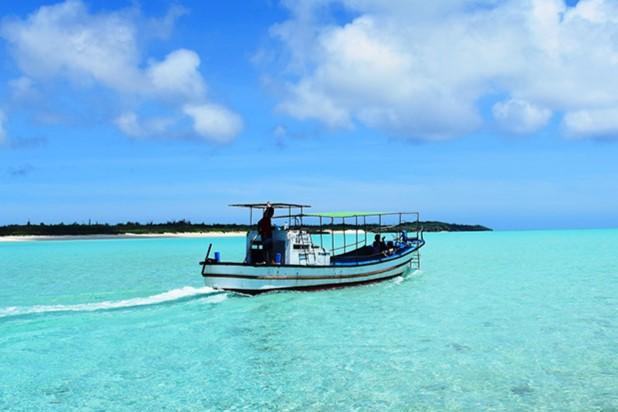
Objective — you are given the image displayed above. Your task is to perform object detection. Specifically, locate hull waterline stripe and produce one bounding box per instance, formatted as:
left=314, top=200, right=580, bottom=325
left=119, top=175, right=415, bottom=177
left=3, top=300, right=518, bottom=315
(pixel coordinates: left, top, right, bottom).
left=203, top=258, right=413, bottom=281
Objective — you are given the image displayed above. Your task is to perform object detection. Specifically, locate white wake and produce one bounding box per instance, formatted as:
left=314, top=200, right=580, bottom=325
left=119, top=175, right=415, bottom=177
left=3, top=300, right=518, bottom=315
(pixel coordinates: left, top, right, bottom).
left=0, top=286, right=219, bottom=318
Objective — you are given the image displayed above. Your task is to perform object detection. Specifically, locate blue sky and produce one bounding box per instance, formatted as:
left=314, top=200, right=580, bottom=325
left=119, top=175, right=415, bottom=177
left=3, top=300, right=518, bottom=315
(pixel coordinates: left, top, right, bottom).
left=1, top=0, right=618, bottom=230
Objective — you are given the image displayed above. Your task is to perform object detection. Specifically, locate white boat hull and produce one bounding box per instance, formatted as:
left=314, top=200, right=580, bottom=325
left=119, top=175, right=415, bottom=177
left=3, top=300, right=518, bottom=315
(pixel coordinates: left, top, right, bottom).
left=201, top=246, right=420, bottom=294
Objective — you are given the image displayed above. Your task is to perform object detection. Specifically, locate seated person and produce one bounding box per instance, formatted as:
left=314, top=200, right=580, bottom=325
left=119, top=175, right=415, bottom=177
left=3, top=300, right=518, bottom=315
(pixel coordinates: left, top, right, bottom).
left=372, top=234, right=386, bottom=255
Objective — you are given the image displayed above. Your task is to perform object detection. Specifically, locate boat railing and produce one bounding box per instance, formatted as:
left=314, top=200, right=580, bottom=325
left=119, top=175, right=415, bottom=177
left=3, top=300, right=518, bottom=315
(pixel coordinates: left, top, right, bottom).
left=238, top=207, right=423, bottom=262
left=271, top=211, right=422, bottom=257
left=203, top=204, right=424, bottom=270
left=328, top=237, right=368, bottom=256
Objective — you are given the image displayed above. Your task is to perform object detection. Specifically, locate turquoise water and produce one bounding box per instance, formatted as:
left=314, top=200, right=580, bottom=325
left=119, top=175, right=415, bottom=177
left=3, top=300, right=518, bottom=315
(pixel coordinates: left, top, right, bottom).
left=1, top=230, right=617, bottom=411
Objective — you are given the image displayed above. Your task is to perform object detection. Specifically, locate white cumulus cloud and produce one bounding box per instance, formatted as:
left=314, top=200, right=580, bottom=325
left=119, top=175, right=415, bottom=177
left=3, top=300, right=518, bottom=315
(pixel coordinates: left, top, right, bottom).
left=114, top=112, right=176, bottom=138
left=492, top=99, right=552, bottom=134
left=114, top=112, right=143, bottom=137
left=183, top=104, right=244, bottom=143
left=269, top=0, right=618, bottom=139
left=1, top=0, right=242, bottom=142
left=1, top=0, right=142, bottom=92
left=146, top=49, right=206, bottom=102
left=563, top=108, right=618, bottom=138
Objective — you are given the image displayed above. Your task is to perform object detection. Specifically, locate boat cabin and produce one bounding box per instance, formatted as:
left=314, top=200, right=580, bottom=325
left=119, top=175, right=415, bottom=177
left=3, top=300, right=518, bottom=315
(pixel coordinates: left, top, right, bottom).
left=232, top=203, right=330, bottom=265
left=245, top=228, right=331, bottom=265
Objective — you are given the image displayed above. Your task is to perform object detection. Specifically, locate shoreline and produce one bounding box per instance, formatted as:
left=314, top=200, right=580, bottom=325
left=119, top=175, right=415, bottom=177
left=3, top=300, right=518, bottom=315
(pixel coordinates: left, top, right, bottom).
left=0, top=229, right=370, bottom=243
left=0, top=232, right=247, bottom=242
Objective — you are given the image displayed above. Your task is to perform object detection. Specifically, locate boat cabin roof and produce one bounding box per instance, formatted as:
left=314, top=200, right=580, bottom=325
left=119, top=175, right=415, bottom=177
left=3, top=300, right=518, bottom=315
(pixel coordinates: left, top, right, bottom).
left=304, top=211, right=386, bottom=218
left=230, top=202, right=311, bottom=209
left=284, top=211, right=419, bottom=219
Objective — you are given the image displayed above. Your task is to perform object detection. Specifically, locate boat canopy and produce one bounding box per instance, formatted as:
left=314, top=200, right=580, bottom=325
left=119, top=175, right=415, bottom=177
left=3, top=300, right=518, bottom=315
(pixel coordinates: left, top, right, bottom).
left=302, top=211, right=419, bottom=219
left=229, top=203, right=418, bottom=226
left=230, top=202, right=311, bottom=225
left=230, top=202, right=310, bottom=209
left=304, top=211, right=388, bottom=218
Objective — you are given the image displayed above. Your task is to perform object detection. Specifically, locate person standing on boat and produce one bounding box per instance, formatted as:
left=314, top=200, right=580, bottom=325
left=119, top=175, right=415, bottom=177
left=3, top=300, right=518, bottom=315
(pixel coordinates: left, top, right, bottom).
left=258, top=204, right=275, bottom=263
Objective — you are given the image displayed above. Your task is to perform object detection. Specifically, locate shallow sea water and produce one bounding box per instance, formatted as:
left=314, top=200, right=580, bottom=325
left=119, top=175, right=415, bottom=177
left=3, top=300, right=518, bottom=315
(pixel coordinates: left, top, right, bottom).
left=1, top=230, right=617, bottom=411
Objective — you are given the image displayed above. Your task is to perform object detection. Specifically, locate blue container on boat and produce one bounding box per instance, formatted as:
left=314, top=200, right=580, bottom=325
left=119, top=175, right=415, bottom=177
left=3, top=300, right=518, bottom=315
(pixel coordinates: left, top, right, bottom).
left=275, top=253, right=282, bottom=264
left=214, top=251, right=221, bottom=262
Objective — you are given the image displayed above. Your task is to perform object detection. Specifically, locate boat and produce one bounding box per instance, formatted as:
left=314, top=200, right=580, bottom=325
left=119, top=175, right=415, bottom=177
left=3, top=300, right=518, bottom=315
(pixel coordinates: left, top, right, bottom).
left=199, top=203, right=425, bottom=294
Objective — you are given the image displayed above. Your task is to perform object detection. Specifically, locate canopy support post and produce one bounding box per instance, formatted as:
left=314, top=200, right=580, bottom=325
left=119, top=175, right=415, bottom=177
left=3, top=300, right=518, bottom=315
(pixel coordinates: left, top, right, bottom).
left=364, top=216, right=367, bottom=246
left=319, top=216, right=323, bottom=249
left=331, top=217, right=334, bottom=256
left=343, top=217, right=346, bottom=254
left=355, top=216, right=358, bottom=264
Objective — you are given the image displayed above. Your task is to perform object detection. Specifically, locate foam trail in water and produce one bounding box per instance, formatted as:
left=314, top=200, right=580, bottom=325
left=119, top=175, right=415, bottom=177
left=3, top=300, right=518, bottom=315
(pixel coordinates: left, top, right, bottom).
left=0, top=286, right=218, bottom=318
left=199, top=293, right=228, bottom=304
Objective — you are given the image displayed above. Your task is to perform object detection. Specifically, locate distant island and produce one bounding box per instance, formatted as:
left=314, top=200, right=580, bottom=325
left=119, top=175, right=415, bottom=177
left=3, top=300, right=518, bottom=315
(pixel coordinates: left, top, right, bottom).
left=0, top=220, right=491, bottom=237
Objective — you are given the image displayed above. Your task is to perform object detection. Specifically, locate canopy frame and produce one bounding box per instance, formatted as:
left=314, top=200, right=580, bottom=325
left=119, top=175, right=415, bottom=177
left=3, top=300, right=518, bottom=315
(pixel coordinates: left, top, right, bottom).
left=273, top=211, right=422, bottom=259
left=230, top=202, right=310, bottom=225
left=229, top=203, right=422, bottom=261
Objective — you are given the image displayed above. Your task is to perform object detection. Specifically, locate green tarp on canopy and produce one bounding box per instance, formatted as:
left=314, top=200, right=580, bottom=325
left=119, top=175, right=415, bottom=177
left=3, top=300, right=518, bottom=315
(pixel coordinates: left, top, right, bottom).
left=303, top=212, right=389, bottom=218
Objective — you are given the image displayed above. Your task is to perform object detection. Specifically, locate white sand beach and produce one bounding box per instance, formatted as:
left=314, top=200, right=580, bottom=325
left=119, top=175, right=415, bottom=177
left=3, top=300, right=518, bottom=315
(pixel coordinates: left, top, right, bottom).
left=328, top=229, right=366, bottom=234
left=0, top=229, right=370, bottom=242
left=0, top=232, right=247, bottom=242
